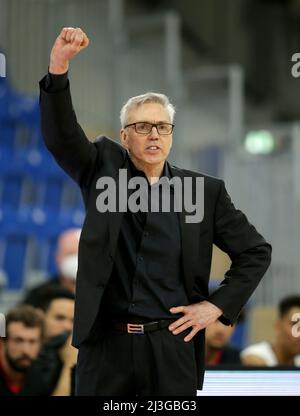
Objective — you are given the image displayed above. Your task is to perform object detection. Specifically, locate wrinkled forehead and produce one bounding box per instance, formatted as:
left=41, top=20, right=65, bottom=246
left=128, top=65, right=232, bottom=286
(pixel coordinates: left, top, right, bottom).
left=126, top=102, right=171, bottom=124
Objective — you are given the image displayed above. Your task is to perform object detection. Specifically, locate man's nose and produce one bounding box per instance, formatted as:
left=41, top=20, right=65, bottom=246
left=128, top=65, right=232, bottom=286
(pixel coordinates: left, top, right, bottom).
left=22, top=343, right=34, bottom=356
left=149, top=126, right=159, bottom=138
left=63, top=320, right=73, bottom=332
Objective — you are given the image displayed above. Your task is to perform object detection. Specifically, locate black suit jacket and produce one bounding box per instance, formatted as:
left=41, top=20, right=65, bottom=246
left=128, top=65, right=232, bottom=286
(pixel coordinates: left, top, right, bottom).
left=39, top=78, right=271, bottom=388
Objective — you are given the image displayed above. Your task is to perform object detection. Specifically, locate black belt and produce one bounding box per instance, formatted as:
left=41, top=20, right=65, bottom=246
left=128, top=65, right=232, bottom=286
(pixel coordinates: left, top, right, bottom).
left=112, top=319, right=175, bottom=334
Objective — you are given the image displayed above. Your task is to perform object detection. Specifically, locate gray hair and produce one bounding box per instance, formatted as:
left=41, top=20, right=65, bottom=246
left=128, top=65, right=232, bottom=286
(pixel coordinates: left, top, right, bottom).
left=120, top=92, right=175, bottom=128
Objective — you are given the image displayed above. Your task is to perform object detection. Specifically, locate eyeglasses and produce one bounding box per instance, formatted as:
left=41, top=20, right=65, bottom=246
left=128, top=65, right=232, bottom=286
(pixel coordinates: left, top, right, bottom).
left=124, top=122, right=174, bottom=135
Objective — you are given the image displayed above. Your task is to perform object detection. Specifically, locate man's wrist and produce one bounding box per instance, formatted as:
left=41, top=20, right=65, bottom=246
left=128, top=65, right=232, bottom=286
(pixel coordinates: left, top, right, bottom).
left=206, top=300, right=223, bottom=316
left=63, top=361, right=75, bottom=370
left=49, top=57, right=69, bottom=75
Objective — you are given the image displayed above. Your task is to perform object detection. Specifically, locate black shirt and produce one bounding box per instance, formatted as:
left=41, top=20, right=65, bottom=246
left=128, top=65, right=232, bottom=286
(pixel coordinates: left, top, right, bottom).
left=45, top=72, right=189, bottom=323
left=100, top=157, right=189, bottom=321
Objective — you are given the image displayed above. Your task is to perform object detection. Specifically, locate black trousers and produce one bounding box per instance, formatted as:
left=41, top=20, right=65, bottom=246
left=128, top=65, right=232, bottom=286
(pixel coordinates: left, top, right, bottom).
left=75, top=326, right=198, bottom=396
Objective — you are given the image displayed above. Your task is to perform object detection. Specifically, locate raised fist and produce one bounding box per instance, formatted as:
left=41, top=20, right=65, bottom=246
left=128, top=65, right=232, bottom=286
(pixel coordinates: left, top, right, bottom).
left=49, top=27, right=89, bottom=74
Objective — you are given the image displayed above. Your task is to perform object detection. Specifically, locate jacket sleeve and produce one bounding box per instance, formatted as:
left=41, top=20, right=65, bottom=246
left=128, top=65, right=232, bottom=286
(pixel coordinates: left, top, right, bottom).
left=39, top=75, right=100, bottom=188
left=208, top=180, right=272, bottom=325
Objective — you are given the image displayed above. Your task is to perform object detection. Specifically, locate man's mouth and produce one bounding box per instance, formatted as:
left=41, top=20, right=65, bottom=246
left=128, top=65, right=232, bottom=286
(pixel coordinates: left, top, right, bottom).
left=146, top=146, right=160, bottom=151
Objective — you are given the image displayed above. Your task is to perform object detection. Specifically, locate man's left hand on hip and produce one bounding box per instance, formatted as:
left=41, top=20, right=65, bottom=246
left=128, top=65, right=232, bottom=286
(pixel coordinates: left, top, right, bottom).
left=169, top=300, right=223, bottom=342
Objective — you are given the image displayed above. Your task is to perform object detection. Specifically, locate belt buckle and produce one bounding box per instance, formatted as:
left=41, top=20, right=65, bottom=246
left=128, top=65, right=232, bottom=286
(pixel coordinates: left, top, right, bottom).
left=127, top=323, right=144, bottom=334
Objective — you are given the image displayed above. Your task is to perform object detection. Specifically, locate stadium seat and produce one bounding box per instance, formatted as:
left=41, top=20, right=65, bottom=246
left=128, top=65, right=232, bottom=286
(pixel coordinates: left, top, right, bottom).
left=0, top=81, right=85, bottom=289
left=0, top=230, right=35, bottom=289
left=0, top=171, right=26, bottom=208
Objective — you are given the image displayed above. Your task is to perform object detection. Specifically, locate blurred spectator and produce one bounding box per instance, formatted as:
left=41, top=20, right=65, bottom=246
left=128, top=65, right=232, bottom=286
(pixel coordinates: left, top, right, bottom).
left=205, top=320, right=241, bottom=366
left=23, top=228, right=81, bottom=306
left=34, top=286, right=77, bottom=396
left=37, top=286, right=75, bottom=341
left=0, top=305, right=49, bottom=395
left=241, top=295, right=300, bottom=366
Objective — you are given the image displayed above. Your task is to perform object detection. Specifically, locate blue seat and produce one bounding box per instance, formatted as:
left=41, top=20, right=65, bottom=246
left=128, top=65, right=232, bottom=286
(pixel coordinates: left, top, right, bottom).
left=62, top=180, right=84, bottom=211
left=35, top=230, right=59, bottom=276
left=39, top=174, right=65, bottom=211
left=0, top=121, right=18, bottom=152
left=14, top=149, right=69, bottom=211
left=0, top=79, right=86, bottom=286
left=17, top=207, right=84, bottom=276
left=14, top=123, right=41, bottom=151
left=0, top=171, right=26, bottom=208
left=0, top=229, right=33, bottom=289
left=0, top=79, right=42, bottom=153
left=0, top=208, right=58, bottom=282
left=0, top=207, right=20, bottom=230
left=0, top=209, right=39, bottom=289
left=0, top=203, right=85, bottom=288
left=0, top=148, right=13, bottom=175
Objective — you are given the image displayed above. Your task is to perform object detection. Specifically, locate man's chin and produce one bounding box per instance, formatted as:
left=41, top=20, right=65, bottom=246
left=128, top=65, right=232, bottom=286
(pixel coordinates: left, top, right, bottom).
left=10, top=359, right=33, bottom=373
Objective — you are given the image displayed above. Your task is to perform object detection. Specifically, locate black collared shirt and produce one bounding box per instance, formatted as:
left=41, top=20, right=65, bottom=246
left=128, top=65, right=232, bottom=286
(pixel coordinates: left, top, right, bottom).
left=44, top=72, right=189, bottom=322
left=100, top=156, right=189, bottom=321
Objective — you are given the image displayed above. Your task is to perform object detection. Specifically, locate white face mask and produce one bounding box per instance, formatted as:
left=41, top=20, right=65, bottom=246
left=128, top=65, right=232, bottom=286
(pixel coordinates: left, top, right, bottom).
left=59, top=254, right=78, bottom=280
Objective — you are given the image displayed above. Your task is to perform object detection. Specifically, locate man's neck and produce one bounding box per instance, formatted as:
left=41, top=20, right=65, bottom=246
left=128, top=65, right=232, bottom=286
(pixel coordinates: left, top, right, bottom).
left=130, top=156, right=165, bottom=184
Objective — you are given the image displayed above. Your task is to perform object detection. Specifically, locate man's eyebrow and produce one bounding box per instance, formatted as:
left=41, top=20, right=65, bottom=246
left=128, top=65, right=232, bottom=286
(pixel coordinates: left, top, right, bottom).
left=11, top=336, right=25, bottom=342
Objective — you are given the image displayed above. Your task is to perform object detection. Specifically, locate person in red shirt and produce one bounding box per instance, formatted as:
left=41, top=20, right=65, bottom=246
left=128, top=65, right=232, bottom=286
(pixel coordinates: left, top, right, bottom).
left=0, top=305, right=48, bottom=395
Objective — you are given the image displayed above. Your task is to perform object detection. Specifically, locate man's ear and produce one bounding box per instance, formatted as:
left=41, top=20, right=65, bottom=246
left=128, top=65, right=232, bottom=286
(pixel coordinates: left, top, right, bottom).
left=120, top=129, right=129, bottom=150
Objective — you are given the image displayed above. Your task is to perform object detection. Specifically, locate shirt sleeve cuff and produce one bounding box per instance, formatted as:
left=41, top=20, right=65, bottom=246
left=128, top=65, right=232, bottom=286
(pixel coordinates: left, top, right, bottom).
left=44, top=70, right=69, bottom=93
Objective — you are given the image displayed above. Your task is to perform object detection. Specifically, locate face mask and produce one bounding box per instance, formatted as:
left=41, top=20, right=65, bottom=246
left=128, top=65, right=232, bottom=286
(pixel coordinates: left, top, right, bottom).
left=59, top=254, right=78, bottom=280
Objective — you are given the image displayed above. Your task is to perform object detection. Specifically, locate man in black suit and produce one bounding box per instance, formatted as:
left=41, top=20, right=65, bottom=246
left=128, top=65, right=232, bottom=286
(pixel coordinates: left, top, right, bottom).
left=39, top=27, right=271, bottom=396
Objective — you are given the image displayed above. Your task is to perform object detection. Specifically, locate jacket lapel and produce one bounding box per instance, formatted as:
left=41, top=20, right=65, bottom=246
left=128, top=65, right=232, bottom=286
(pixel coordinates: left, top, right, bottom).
left=108, top=157, right=130, bottom=258
left=168, top=164, right=199, bottom=296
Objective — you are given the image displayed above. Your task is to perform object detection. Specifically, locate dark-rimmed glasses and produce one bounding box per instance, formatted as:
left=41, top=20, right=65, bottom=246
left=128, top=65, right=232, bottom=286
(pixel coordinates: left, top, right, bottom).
left=124, top=122, right=174, bottom=135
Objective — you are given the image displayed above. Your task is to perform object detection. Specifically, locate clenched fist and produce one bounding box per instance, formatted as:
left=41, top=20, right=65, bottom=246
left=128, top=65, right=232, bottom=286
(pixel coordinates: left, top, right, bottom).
left=49, top=27, right=89, bottom=75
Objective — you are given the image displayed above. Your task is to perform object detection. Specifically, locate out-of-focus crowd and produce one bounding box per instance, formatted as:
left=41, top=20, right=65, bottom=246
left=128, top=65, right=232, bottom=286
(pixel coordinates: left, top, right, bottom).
left=0, top=228, right=79, bottom=396
left=0, top=228, right=299, bottom=395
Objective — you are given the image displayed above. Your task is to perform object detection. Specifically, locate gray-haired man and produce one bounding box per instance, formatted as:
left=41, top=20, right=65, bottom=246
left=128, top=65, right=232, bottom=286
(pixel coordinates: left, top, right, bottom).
left=39, top=27, right=271, bottom=396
